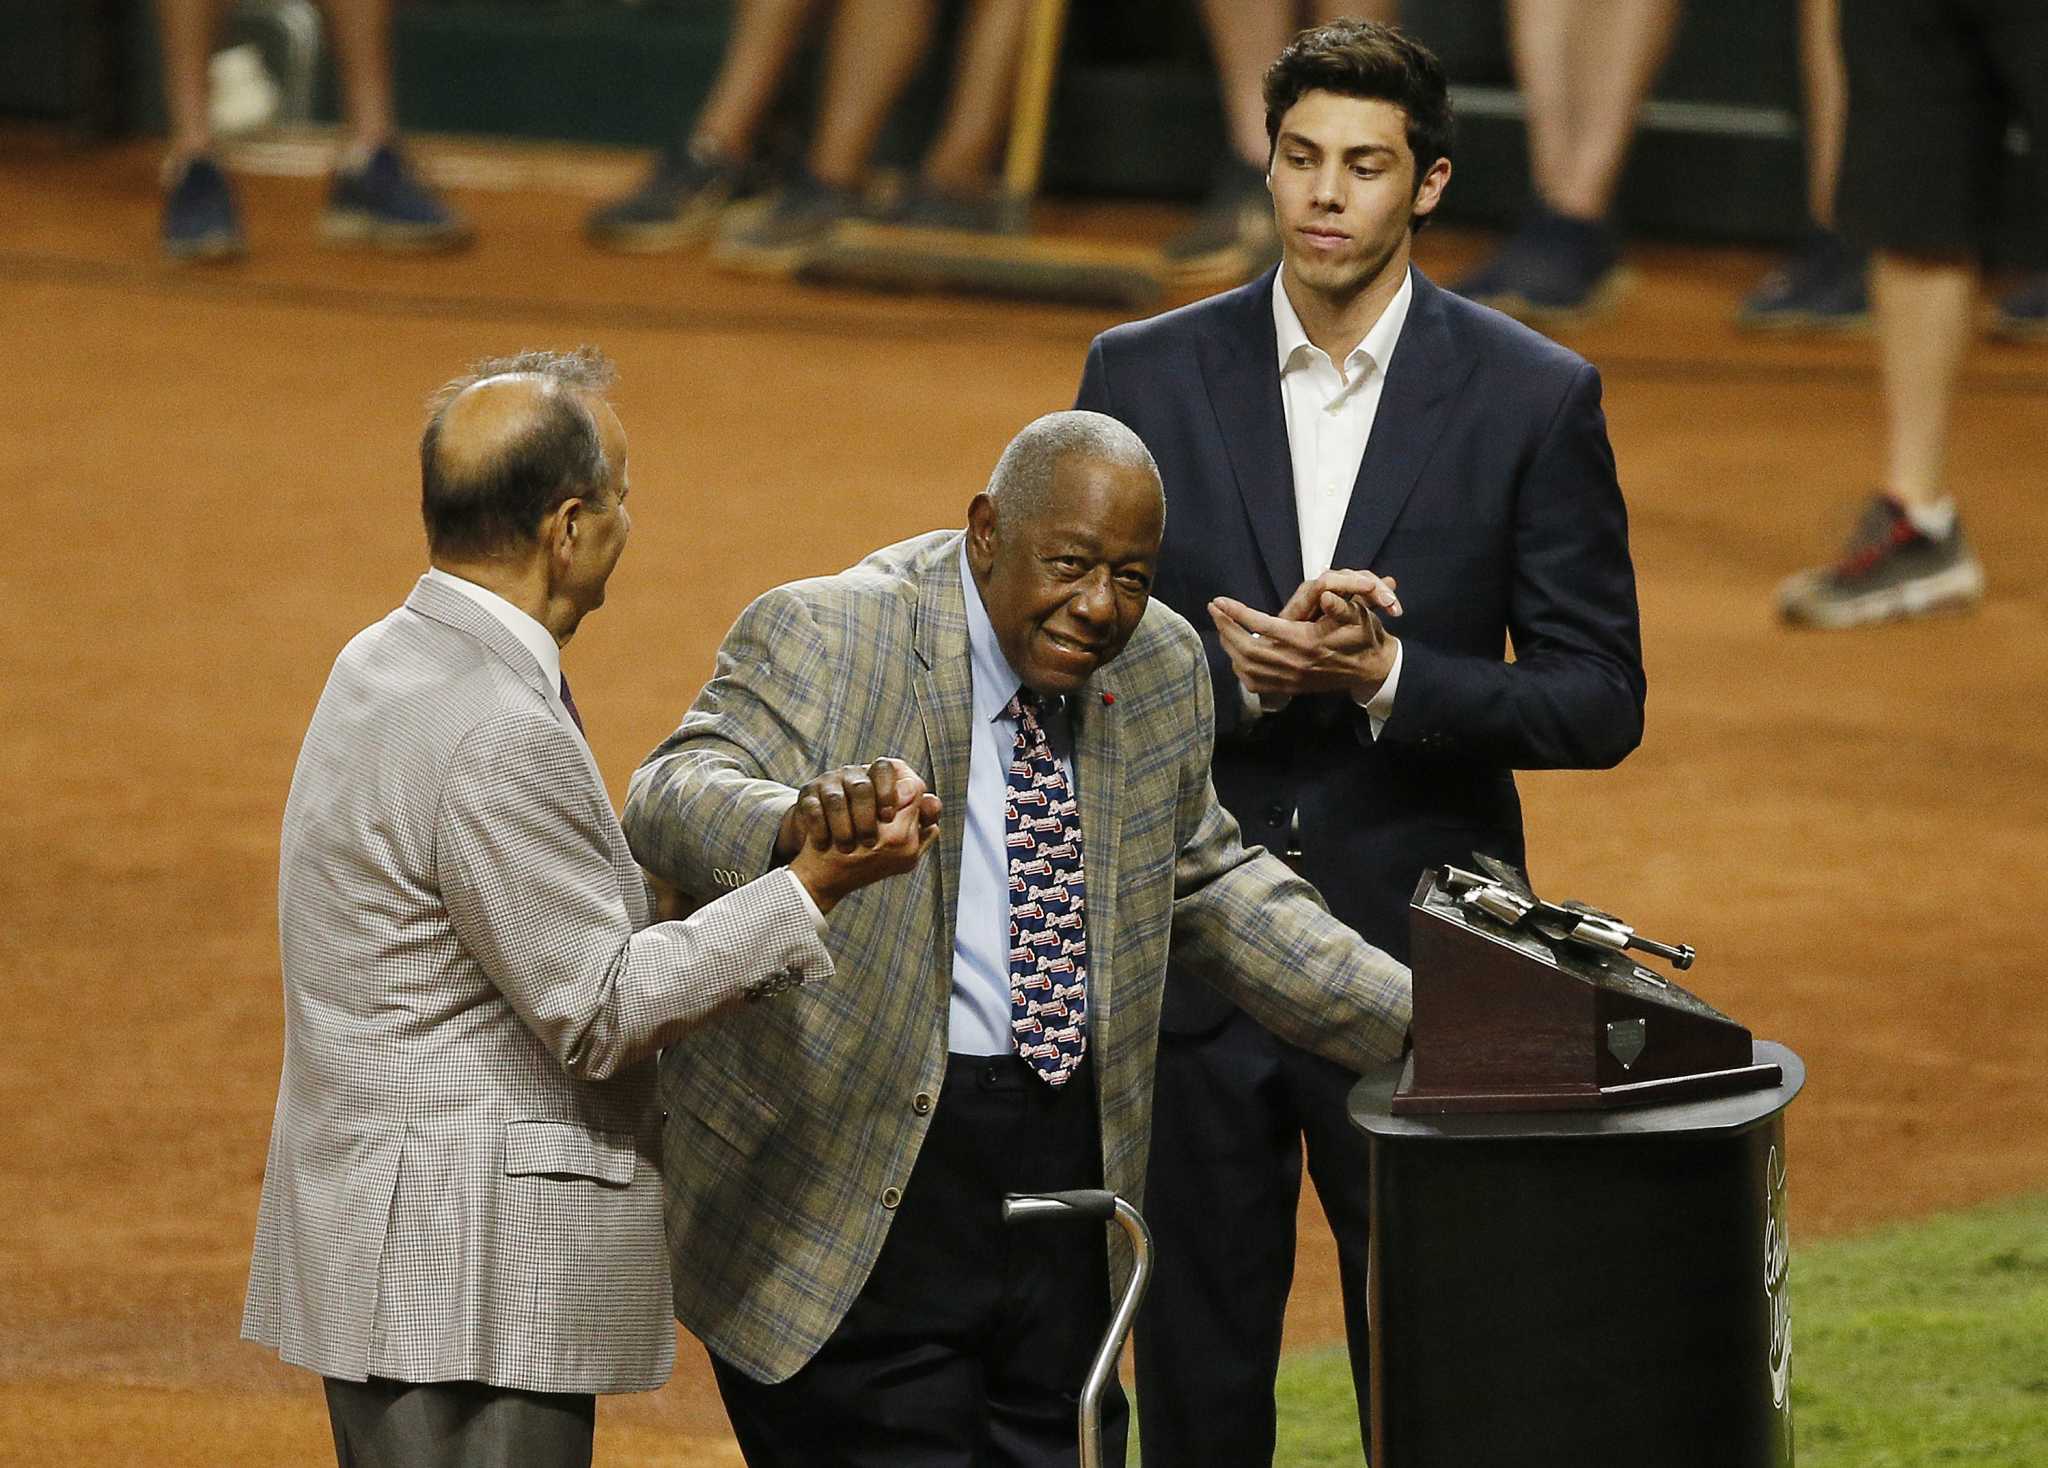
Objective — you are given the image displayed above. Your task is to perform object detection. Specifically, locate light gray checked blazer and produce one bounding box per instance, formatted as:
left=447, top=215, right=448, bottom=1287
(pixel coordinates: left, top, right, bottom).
left=242, top=573, right=833, bottom=1395
left=623, top=530, right=1412, bottom=1384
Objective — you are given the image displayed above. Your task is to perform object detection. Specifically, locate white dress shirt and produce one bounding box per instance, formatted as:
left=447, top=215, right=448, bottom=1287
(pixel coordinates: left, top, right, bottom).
left=950, top=539, right=1077, bottom=1055
left=1243, top=269, right=1411, bottom=734
left=425, top=567, right=563, bottom=693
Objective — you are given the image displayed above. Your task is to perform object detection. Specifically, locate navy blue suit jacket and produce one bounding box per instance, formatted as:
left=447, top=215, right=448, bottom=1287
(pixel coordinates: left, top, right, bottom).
left=1076, top=266, right=1646, bottom=1033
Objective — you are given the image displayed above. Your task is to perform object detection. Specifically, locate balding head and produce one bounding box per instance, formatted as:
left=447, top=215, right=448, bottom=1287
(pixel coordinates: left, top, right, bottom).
left=420, top=347, right=618, bottom=559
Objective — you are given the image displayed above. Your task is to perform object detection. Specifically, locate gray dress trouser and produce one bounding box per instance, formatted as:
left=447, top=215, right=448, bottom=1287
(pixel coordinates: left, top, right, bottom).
left=323, top=1377, right=595, bottom=1468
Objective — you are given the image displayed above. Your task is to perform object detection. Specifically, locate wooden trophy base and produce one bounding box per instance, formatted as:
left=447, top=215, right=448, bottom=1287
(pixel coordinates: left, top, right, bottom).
left=1392, top=1046, right=1784, bottom=1115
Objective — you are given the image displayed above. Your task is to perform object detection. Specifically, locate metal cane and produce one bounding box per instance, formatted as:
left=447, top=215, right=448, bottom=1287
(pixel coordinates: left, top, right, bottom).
left=1002, top=1189, right=1153, bottom=1468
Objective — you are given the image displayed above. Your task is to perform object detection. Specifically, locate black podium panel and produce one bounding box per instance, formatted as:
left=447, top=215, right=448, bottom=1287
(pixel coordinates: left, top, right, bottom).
left=1351, top=1043, right=1803, bottom=1467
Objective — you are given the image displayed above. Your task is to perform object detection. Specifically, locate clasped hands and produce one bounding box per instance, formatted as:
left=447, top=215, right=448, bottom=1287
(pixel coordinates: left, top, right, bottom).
left=775, top=757, right=944, bottom=913
left=1208, top=568, right=1402, bottom=702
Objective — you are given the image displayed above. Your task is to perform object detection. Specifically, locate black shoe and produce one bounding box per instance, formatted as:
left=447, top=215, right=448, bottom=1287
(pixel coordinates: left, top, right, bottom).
left=1164, top=157, right=1279, bottom=289
left=711, top=167, right=862, bottom=275
left=1990, top=273, right=2048, bottom=344
left=319, top=143, right=472, bottom=252
left=1737, top=230, right=1868, bottom=331
left=881, top=181, right=1029, bottom=236
left=161, top=156, right=245, bottom=263
left=586, top=141, right=754, bottom=252
left=1451, top=206, right=1624, bottom=322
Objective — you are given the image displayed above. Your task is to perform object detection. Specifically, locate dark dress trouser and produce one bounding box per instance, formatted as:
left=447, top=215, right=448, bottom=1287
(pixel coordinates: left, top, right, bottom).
left=322, top=1377, right=595, bottom=1468
left=712, top=1053, right=1128, bottom=1468
left=1134, top=1008, right=1376, bottom=1467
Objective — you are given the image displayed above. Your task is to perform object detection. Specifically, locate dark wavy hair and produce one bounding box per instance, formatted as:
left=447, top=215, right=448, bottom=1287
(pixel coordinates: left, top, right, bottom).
left=1263, top=19, right=1455, bottom=188
left=418, top=346, right=617, bottom=558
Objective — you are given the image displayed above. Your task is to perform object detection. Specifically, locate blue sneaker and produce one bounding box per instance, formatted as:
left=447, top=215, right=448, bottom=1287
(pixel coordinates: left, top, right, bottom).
left=1737, top=230, right=1868, bottom=331
left=1451, top=206, right=1625, bottom=323
left=1990, top=273, right=2047, bottom=344
left=161, top=156, right=245, bottom=263
left=319, top=144, right=472, bottom=252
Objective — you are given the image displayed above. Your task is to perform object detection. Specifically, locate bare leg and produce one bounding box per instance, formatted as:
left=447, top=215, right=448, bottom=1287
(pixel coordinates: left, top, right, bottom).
left=806, top=0, right=942, bottom=189
left=1873, top=251, right=1976, bottom=508
left=1798, top=0, right=1845, bottom=228
left=919, top=0, right=1030, bottom=190
left=1199, top=0, right=1304, bottom=168
left=1196, top=2, right=1399, bottom=171
left=155, top=0, right=231, bottom=160
left=692, top=0, right=822, bottom=160
left=1506, top=0, right=1579, bottom=207
left=1547, top=0, right=1683, bottom=220
left=322, top=0, right=396, bottom=155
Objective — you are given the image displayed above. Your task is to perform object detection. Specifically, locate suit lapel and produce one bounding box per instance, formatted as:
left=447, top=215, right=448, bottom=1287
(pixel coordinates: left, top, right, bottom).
left=911, top=543, right=975, bottom=982
left=1329, top=269, right=1475, bottom=573
left=1197, top=270, right=1303, bottom=604
left=1069, top=674, right=1122, bottom=1034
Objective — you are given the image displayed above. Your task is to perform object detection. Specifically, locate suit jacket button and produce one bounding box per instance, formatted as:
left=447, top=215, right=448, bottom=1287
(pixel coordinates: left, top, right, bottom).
left=881, top=1186, right=903, bottom=1209
left=912, top=1091, right=934, bottom=1115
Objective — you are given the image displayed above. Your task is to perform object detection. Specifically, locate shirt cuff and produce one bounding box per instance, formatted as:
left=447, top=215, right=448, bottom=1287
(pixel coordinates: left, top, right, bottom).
left=1352, top=639, right=1403, bottom=740
left=1238, top=676, right=1293, bottom=722
left=783, top=867, right=829, bottom=936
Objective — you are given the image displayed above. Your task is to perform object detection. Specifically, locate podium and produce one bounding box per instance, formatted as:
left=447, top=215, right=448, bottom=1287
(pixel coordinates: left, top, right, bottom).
left=1351, top=865, right=1802, bottom=1466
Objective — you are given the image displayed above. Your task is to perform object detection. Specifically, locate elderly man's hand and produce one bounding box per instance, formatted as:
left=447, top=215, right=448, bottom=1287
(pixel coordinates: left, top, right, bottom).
left=777, top=758, right=936, bottom=855
left=1208, top=569, right=1401, bottom=701
left=780, top=758, right=944, bottom=914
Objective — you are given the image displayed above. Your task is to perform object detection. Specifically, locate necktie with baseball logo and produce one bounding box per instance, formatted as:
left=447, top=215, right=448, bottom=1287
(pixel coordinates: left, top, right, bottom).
left=1003, top=690, right=1088, bottom=1085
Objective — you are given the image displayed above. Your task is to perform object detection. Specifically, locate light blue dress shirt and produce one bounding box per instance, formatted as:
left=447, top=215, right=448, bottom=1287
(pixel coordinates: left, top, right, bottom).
left=950, top=539, right=1077, bottom=1055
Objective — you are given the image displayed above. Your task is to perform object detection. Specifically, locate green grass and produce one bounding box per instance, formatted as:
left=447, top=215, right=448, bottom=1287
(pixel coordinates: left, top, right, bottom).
left=1250, top=1194, right=2048, bottom=1467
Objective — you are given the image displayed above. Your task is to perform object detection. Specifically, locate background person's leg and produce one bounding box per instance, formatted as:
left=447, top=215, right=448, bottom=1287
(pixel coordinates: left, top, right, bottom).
left=913, top=0, right=1033, bottom=208
left=1456, top=0, right=1683, bottom=319
left=316, top=0, right=469, bottom=249
left=153, top=0, right=243, bottom=259
left=1874, top=251, right=1977, bottom=512
left=1292, top=1043, right=1378, bottom=1464
left=1166, top=2, right=1396, bottom=289
left=1541, top=0, right=1682, bottom=222
left=1779, top=0, right=1990, bottom=629
left=1134, top=1015, right=1301, bottom=1468
left=586, top=0, right=819, bottom=250
left=716, top=0, right=946, bottom=269
left=1740, top=0, right=1869, bottom=328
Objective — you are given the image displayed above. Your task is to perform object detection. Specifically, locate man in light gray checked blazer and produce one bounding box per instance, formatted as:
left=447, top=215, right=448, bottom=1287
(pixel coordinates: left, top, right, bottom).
left=624, top=410, right=1412, bottom=1465
left=241, top=348, right=938, bottom=1468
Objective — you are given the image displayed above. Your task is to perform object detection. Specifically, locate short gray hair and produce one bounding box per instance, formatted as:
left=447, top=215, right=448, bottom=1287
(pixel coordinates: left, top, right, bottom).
left=985, top=410, right=1162, bottom=526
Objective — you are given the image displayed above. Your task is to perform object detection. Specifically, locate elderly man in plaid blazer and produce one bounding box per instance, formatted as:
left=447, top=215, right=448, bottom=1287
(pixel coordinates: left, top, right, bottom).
left=242, top=348, right=936, bottom=1468
left=624, top=410, right=1412, bottom=1465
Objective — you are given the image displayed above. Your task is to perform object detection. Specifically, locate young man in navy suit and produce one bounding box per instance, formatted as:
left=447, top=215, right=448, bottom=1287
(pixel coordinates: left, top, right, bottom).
left=1074, top=20, right=1647, bottom=1464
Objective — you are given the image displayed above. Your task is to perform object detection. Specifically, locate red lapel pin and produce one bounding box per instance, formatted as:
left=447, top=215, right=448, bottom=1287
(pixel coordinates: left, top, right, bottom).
left=1101, top=692, right=1115, bottom=706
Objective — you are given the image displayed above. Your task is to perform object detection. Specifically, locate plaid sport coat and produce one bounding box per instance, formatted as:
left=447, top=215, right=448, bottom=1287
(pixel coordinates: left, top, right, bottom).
left=623, top=530, right=1412, bottom=1384
left=241, top=573, right=833, bottom=1394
